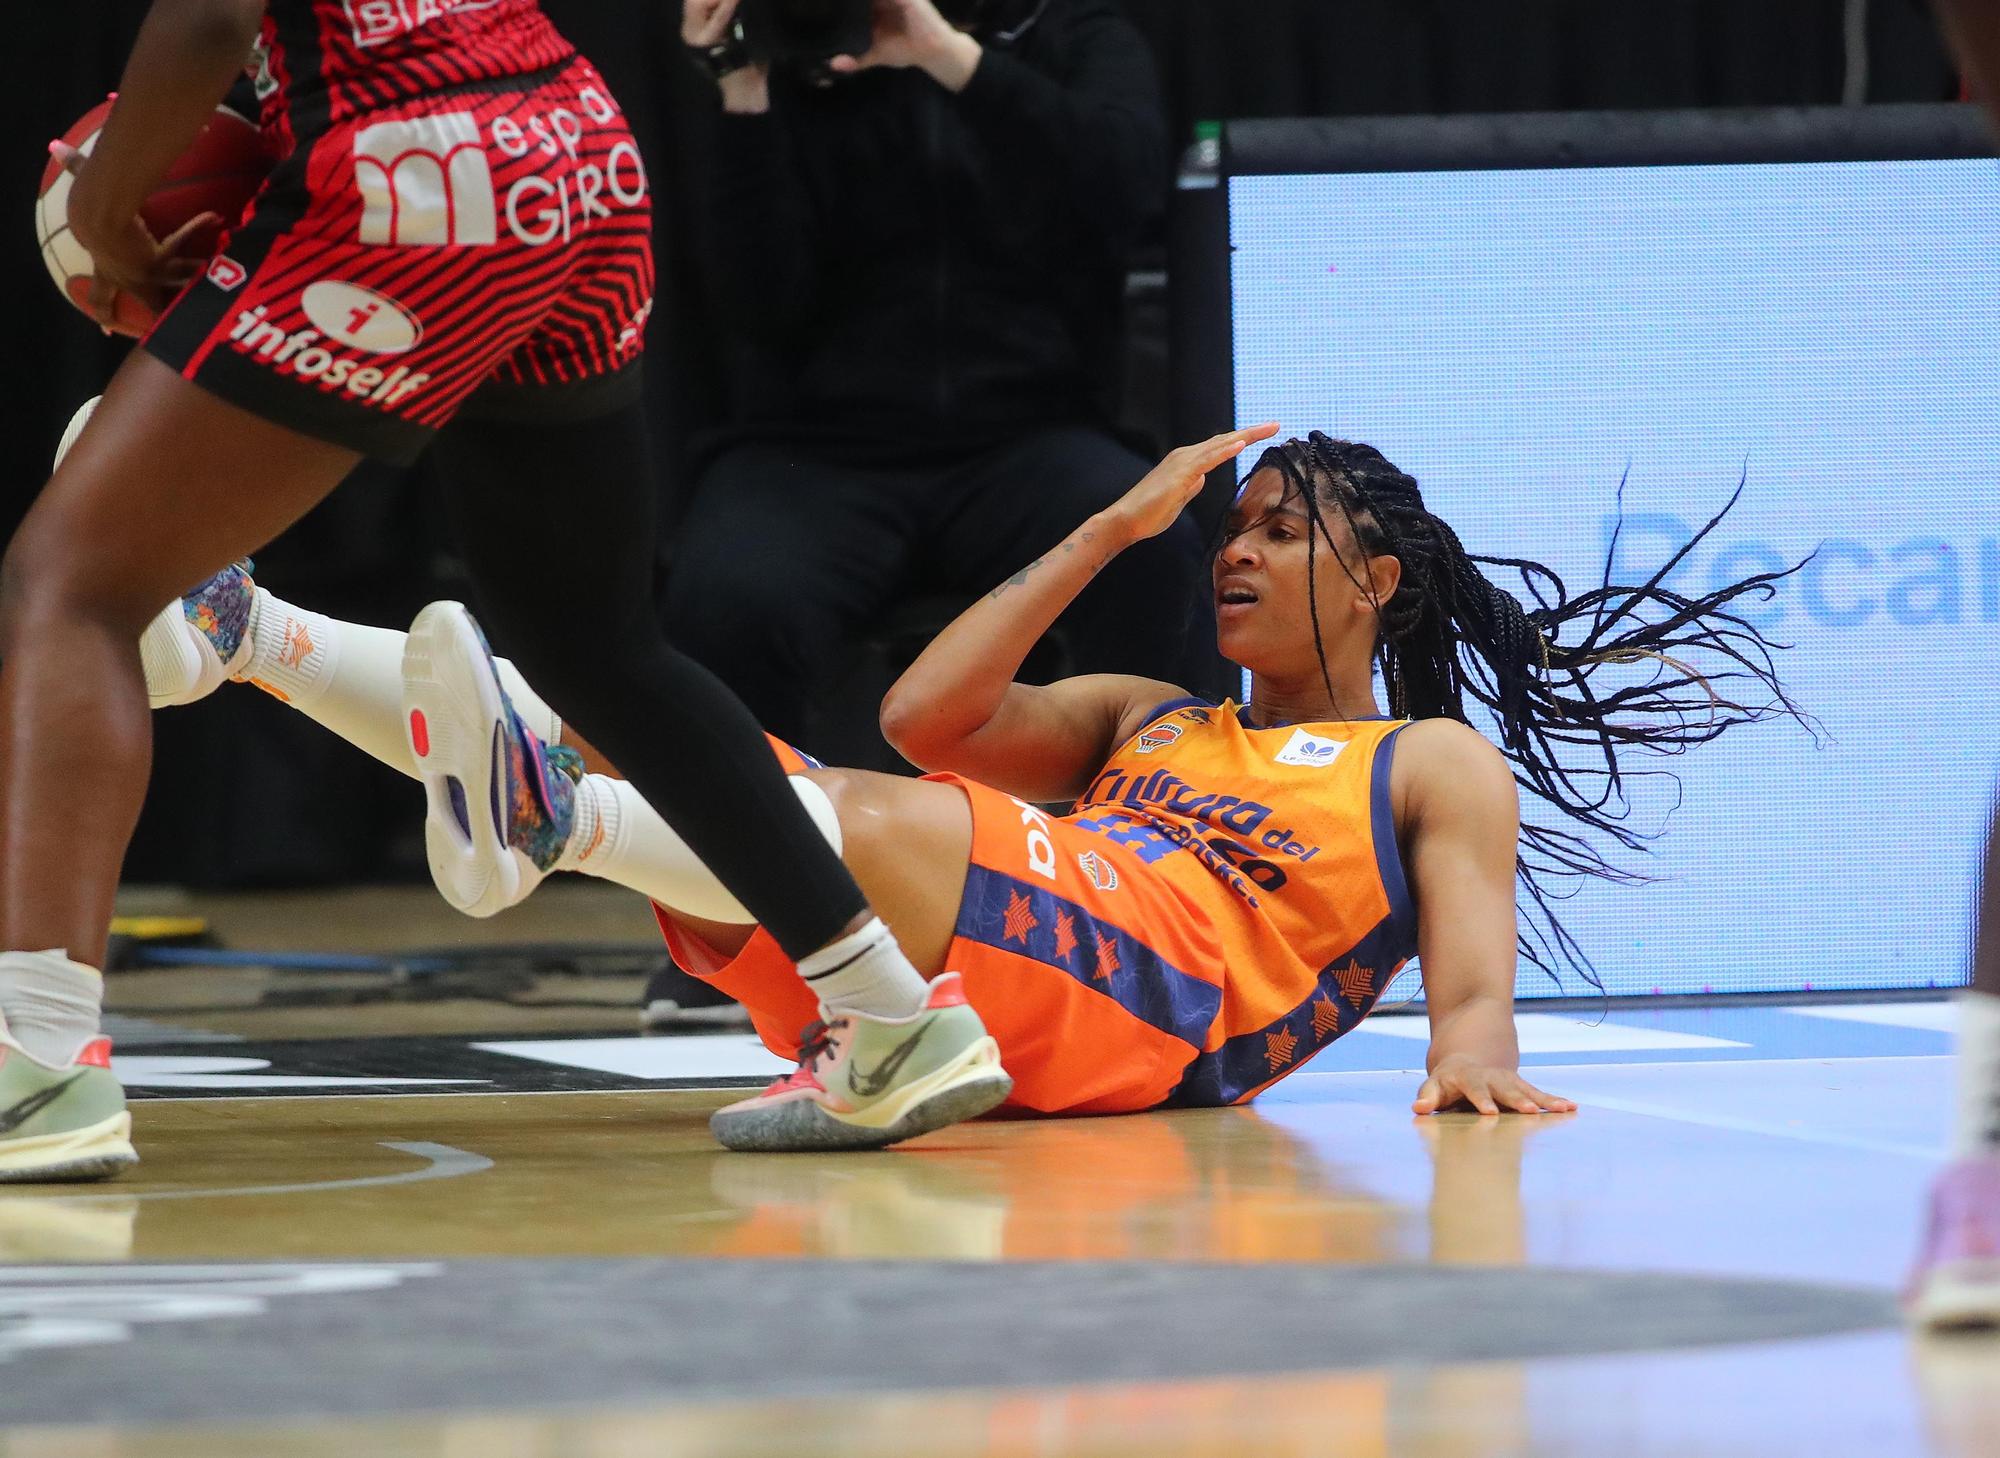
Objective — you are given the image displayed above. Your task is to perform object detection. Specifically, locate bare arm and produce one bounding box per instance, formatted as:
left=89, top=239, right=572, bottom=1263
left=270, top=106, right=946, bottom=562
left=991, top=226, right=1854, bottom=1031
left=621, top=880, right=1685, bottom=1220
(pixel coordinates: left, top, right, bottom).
left=62, top=0, right=264, bottom=329
left=880, top=425, right=1275, bottom=802
left=1394, top=719, right=1576, bottom=1116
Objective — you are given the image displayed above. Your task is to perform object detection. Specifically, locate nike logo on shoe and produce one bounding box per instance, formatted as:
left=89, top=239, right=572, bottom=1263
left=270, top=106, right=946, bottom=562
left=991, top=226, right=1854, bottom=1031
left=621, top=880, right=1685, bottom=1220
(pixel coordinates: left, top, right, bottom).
left=847, top=1022, right=932, bottom=1100
left=0, top=1072, right=86, bottom=1136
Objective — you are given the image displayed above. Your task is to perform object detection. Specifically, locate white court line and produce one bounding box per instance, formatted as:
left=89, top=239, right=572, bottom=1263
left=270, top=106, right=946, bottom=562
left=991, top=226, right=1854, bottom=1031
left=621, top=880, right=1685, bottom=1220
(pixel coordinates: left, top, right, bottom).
left=1782, top=1003, right=1959, bottom=1034
left=1354, top=1012, right=1747, bottom=1053
left=113, top=1055, right=476, bottom=1091
left=474, top=1035, right=789, bottom=1081
left=133, top=1083, right=767, bottom=1103
left=27, top=1141, right=494, bottom=1206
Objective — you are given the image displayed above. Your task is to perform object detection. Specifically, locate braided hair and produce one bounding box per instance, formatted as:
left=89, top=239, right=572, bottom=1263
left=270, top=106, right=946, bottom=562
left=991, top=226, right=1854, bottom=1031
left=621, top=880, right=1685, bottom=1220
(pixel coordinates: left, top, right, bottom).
left=1243, top=432, right=1811, bottom=981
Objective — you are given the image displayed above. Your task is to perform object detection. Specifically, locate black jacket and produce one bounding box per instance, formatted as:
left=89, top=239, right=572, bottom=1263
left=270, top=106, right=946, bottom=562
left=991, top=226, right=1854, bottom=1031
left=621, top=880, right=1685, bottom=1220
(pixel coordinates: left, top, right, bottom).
left=701, top=0, right=1168, bottom=462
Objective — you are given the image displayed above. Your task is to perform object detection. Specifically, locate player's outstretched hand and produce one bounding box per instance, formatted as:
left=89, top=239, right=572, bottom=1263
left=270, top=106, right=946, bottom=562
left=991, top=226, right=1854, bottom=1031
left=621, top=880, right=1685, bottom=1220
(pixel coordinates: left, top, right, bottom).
left=1100, top=423, right=1280, bottom=545
left=1414, top=1055, right=1576, bottom=1116
left=52, top=140, right=217, bottom=337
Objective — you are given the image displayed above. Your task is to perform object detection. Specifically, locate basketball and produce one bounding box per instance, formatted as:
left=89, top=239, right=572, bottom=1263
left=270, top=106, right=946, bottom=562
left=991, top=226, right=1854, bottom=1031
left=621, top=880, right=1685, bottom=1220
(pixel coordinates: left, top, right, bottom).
left=35, top=98, right=273, bottom=336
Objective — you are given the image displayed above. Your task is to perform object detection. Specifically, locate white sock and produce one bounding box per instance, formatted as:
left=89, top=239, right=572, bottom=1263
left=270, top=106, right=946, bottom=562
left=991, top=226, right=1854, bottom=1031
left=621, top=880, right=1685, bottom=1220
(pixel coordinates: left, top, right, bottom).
left=0, top=950, right=104, bottom=1068
left=795, top=916, right=929, bottom=1020
left=1956, top=989, right=2000, bottom=1157
left=241, top=591, right=561, bottom=779
left=558, top=773, right=844, bottom=928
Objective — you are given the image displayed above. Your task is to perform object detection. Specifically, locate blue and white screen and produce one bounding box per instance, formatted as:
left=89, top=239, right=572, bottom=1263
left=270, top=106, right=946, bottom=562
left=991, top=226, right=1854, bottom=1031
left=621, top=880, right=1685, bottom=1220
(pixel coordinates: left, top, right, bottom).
left=1229, top=159, right=2000, bottom=998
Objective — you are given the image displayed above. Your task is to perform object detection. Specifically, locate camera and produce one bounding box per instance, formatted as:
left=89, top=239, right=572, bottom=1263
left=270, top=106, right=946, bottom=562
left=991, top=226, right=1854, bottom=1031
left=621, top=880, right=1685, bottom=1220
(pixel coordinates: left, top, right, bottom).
left=737, top=0, right=1014, bottom=66
left=738, top=0, right=872, bottom=65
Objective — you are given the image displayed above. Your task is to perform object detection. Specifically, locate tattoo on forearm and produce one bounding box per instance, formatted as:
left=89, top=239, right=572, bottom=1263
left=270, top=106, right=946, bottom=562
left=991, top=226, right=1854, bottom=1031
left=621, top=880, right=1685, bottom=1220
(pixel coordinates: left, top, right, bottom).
left=989, top=556, right=1047, bottom=599
left=985, top=531, right=1104, bottom=601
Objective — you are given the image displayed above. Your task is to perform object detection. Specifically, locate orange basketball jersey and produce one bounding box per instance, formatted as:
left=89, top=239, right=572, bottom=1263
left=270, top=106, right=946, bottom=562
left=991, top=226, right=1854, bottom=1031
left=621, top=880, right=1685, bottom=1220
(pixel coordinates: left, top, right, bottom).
left=1070, top=698, right=1418, bottom=1105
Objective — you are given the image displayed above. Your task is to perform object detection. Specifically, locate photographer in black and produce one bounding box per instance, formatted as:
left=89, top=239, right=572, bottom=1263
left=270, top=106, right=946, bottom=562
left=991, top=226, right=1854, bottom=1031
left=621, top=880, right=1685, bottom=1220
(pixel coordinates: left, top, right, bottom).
left=670, top=0, right=1199, bottom=749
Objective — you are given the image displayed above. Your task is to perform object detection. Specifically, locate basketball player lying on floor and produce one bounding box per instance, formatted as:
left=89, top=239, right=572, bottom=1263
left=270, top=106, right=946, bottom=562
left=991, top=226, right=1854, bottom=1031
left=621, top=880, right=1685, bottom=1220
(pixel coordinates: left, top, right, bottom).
left=138, top=423, right=1804, bottom=1139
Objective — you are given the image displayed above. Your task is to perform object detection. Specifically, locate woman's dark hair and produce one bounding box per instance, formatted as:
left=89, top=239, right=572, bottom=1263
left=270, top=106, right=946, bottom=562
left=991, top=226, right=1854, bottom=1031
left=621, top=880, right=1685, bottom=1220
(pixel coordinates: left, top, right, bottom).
left=1241, top=432, right=1810, bottom=982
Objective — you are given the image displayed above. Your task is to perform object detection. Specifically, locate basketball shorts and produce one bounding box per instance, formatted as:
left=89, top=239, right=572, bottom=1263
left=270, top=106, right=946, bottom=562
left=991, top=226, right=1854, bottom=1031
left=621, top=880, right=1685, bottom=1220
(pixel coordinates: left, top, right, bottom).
left=145, top=56, right=653, bottom=465
left=656, top=739, right=1231, bottom=1116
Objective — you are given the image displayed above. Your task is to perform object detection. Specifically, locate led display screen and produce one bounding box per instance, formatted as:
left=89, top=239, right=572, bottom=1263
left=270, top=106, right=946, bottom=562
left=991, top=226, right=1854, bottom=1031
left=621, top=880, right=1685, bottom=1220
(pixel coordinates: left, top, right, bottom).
left=1228, top=157, right=2000, bottom=996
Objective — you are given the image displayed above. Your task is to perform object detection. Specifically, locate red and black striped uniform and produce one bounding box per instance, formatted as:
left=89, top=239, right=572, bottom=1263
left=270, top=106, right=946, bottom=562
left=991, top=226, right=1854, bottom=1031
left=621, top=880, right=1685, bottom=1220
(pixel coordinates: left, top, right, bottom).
left=145, top=0, right=653, bottom=463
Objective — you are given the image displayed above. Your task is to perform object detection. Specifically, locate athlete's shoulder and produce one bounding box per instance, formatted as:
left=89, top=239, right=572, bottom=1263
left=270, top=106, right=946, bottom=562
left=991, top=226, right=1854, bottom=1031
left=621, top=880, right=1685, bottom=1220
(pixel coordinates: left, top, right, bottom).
left=1390, top=719, right=1516, bottom=827
left=1106, top=681, right=1211, bottom=747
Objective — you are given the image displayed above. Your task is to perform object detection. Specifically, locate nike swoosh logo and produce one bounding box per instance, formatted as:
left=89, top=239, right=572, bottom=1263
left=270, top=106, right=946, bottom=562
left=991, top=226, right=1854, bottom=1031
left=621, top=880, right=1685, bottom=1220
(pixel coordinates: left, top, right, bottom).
left=847, top=1022, right=933, bottom=1100
left=0, top=1072, right=86, bottom=1136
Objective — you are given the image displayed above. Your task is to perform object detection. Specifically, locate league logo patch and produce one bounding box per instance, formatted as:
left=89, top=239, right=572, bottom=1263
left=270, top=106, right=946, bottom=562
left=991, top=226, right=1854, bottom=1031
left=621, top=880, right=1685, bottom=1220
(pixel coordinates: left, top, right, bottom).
left=1273, top=727, right=1346, bottom=769
left=1134, top=723, right=1183, bottom=756
left=1077, top=851, right=1119, bottom=893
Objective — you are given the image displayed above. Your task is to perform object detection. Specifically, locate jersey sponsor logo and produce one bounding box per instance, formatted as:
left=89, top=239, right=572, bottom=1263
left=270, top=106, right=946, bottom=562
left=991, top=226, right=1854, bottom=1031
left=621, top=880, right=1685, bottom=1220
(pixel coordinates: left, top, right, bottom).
left=345, top=0, right=502, bottom=49
left=227, top=306, right=434, bottom=406
left=491, top=90, right=648, bottom=248
left=1011, top=798, right=1058, bottom=882
left=1177, top=708, right=1212, bottom=725
left=353, top=112, right=498, bottom=247
left=1076, top=763, right=1337, bottom=906
left=1273, top=728, right=1347, bottom=769
left=301, top=280, right=422, bottom=354
left=1077, top=851, right=1119, bottom=893
left=206, top=255, right=247, bottom=292
left=1134, top=723, right=1183, bottom=755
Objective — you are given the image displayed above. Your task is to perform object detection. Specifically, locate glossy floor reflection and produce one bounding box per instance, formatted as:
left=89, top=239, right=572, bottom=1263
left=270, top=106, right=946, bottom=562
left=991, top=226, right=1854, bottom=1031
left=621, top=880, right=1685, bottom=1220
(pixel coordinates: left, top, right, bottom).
left=0, top=1038, right=1990, bottom=1455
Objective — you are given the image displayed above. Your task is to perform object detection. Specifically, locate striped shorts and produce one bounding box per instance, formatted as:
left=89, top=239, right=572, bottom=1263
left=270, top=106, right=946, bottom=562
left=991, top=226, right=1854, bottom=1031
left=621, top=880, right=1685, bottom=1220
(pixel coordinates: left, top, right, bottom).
left=145, top=56, right=653, bottom=464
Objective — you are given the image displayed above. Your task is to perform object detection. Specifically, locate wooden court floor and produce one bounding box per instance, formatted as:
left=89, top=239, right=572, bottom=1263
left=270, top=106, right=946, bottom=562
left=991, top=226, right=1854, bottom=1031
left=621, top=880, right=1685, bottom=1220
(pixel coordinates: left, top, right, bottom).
left=0, top=887, right=1992, bottom=1456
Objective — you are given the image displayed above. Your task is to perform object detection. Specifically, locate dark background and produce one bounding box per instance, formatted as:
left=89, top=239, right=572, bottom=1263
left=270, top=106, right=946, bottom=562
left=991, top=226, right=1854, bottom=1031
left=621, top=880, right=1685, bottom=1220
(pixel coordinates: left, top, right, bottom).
left=0, top=0, right=1959, bottom=886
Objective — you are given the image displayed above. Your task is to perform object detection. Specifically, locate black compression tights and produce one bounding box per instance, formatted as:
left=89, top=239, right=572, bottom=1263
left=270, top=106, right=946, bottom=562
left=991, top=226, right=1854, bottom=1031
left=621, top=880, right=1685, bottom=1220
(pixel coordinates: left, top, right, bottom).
left=430, top=401, right=867, bottom=960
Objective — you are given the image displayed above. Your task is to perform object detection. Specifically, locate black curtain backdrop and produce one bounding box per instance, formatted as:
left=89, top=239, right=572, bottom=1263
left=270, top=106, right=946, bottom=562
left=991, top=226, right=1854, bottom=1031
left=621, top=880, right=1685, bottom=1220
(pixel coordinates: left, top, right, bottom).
left=0, top=0, right=1959, bottom=886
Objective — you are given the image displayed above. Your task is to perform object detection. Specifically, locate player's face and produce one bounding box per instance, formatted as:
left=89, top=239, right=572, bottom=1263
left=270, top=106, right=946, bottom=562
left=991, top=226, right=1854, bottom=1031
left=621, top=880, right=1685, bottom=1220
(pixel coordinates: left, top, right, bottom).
left=1214, top=468, right=1383, bottom=675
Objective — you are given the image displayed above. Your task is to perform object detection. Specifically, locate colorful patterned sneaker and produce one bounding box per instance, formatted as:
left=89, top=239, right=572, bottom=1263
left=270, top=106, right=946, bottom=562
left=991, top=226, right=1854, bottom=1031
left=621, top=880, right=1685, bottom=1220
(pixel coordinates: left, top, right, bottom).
left=0, top=1024, right=136, bottom=1184
left=710, top=974, right=1013, bottom=1152
left=1908, top=1156, right=2000, bottom=1330
left=403, top=600, right=583, bottom=918
left=138, top=561, right=257, bottom=709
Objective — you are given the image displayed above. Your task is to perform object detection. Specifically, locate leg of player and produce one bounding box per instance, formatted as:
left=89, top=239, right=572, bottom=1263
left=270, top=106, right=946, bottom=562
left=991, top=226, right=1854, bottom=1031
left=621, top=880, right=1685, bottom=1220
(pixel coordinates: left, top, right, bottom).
left=1910, top=800, right=2000, bottom=1329
left=0, top=354, right=360, bottom=1183
left=419, top=406, right=1011, bottom=1150
left=133, top=539, right=839, bottom=933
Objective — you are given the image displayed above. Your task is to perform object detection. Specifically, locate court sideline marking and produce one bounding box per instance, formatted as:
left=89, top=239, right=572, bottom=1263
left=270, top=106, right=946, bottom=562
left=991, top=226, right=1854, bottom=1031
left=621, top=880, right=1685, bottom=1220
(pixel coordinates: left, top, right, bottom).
left=6, top=1141, right=493, bottom=1207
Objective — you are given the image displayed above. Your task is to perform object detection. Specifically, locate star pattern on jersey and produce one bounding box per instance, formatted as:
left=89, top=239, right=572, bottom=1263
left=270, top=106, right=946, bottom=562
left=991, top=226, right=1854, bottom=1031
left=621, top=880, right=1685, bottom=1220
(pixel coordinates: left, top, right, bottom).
left=1052, top=910, right=1078, bottom=961
left=1264, top=1026, right=1300, bottom=1073
left=1311, top=993, right=1342, bottom=1038
left=1335, top=959, right=1377, bottom=1009
left=1002, top=890, right=1039, bottom=945
left=1092, top=932, right=1120, bottom=982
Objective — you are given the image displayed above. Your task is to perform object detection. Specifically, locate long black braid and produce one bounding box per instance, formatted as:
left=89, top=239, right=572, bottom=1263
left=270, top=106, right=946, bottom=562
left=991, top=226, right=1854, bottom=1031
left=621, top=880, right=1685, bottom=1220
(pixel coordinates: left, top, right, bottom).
left=1242, top=432, right=1812, bottom=981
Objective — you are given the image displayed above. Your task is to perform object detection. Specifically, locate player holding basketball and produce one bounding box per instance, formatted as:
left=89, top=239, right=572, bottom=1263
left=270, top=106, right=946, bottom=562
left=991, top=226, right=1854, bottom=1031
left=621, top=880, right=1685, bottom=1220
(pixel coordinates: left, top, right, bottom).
left=0, top=0, right=1009, bottom=1183
left=130, top=425, right=1809, bottom=1141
